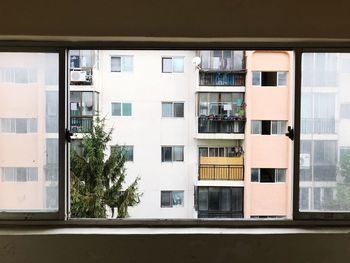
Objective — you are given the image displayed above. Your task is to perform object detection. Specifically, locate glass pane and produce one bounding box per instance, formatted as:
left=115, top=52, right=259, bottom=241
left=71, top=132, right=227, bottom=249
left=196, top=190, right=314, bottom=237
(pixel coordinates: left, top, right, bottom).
left=162, top=58, right=172, bottom=73
left=251, top=169, right=259, bottom=182
left=122, top=56, right=133, bottom=72
left=300, top=52, right=350, bottom=212
left=111, top=103, right=121, bottom=116
left=0, top=52, right=59, bottom=212
left=251, top=120, right=261, bottom=134
left=122, top=103, right=132, bottom=116
left=162, top=147, right=172, bottom=162
left=161, top=191, right=171, bottom=207
left=111, top=57, right=121, bottom=72
left=82, top=92, right=93, bottom=116
left=252, top=72, right=261, bottom=86
left=172, top=191, right=184, bottom=207
left=174, top=103, right=184, bottom=117
left=277, top=72, right=287, bottom=86
left=172, top=57, right=184, bottom=73
left=221, top=188, right=231, bottom=211
left=198, top=187, right=208, bottom=211
left=162, top=102, right=173, bottom=117
left=173, top=146, right=184, bottom=161
left=208, top=187, right=220, bottom=211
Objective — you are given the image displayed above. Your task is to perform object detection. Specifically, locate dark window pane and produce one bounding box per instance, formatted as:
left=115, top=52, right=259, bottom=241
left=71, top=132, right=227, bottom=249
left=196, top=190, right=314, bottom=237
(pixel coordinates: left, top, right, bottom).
left=161, top=147, right=172, bottom=162
left=261, top=72, right=277, bottom=86
left=208, top=187, right=220, bottom=211
left=220, top=188, right=231, bottom=211
left=198, top=187, right=208, bottom=211
left=174, top=103, right=184, bottom=117
left=261, top=121, right=271, bottom=135
left=231, top=188, right=243, bottom=212
left=161, top=191, right=171, bottom=207
left=260, top=169, right=275, bottom=183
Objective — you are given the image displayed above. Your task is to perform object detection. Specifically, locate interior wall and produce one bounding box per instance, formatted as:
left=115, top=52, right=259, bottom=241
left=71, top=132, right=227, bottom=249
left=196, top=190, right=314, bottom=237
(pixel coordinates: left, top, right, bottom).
left=1, top=233, right=350, bottom=263
left=1, top=0, right=350, bottom=40
left=1, top=0, right=350, bottom=263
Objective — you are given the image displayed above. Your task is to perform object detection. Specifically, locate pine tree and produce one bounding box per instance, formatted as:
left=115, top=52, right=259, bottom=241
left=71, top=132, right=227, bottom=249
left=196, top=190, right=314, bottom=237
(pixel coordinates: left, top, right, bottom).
left=70, top=117, right=141, bottom=218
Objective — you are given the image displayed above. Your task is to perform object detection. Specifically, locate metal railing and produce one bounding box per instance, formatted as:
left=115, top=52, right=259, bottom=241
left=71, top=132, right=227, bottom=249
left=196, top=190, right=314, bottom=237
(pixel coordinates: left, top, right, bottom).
left=198, top=116, right=245, bottom=134
left=198, top=164, right=244, bottom=180
left=71, top=117, right=93, bottom=133
left=199, top=72, right=245, bottom=86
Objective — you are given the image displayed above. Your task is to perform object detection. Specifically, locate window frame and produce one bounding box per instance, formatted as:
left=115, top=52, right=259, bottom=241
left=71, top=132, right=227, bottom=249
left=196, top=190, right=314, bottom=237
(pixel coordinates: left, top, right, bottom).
left=293, top=48, right=350, bottom=220
left=110, top=55, right=134, bottom=72
left=161, top=56, right=184, bottom=73
left=161, top=146, right=184, bottom=162
left=161, top=102, right=185, bottom=118
left=0, top=47, right=67, bottom=221
left=111, top=102, right=132, bottom=116
left=1, top=44, right=350, bottom=225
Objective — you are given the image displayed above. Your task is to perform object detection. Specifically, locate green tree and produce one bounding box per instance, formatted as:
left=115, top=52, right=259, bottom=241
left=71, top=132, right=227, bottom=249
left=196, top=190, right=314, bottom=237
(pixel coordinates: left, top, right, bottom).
left=70, top=117, right=141, bottom=218
left=327, top=149, right=350, bottom=210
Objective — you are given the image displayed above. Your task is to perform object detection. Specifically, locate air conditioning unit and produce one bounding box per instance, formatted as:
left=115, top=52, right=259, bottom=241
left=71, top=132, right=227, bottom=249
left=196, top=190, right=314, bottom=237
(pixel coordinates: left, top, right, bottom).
left=300, top=154, right=311, bottom=169
left=70, top=70, right=87, bottom=82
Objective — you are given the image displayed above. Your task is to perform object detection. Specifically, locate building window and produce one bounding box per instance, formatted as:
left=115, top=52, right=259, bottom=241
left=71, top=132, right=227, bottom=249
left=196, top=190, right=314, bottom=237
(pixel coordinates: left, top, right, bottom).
left=162, top=102, right=184, bottom=117
left=198, top=92, right=245, bottom=117
left=198, top=146, right=244, bottom=158
left=251, top=168, right=286, bottom=183
left=251, top=120, right=287, bottom=135
left=252, top=71, right=288, bottom=86
left=0, top=118, right=37, bottom=134
left=111, top=103, right=132, bottom=116
left=111, top=56, right=133, bottom=72
left=161, top=146, right=184, bottom=162
left=162, top=57, right=184, bottom=73
left=111, top=145, right=134, bottom=162
left=197, top=187, right=243, bottom=218
left=161, top=191, right=184, bottom=208
left=1, top=167, right=38, bottom=182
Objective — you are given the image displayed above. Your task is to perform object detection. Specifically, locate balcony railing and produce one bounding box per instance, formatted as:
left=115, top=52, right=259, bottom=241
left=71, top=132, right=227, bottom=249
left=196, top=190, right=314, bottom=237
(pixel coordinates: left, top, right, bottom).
left=301, top=118, right=336, bottom=134
left=199, top=164, right=244, bottom=181
left=198, top=116, right=245, bottom=134
left=199, top=72, right=245, bottom=86
left=71, top=117, right=93, bottom=133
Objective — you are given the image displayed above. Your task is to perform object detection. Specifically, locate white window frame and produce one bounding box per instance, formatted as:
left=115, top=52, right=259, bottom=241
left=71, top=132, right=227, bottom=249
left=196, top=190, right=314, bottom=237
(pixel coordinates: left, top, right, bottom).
left=251, top=168, right=287, bottom=183
left=162, top=56, right=184, bottom=73
left=110, top=55, right=134, bottom=72
left=111, top=102, right=133, bottom=117
left=161, top=102, right=184, bottom=118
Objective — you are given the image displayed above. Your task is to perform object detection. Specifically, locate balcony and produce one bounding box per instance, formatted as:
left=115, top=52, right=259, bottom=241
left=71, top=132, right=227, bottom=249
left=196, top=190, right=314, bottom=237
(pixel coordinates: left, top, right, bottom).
left=198, top=115, right=245, bottom=134
left=71, top=117, right=93, bottom=133
left=301, top=118, right=336, bottom=134
left=199, top=51, right=245, bottom=72
left=198, top=156, right=244, bottom=181
left=199, top=72, right=245, bottom=86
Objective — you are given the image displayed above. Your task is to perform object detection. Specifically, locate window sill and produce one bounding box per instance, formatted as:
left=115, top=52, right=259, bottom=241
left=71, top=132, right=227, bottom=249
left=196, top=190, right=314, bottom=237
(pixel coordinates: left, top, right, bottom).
left=1, top=219, right=350, bottom=229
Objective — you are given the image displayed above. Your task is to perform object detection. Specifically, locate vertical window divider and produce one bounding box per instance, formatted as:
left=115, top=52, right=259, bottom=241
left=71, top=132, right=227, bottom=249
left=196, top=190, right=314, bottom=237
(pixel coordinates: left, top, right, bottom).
left=59, top=48, right=69, bottom=220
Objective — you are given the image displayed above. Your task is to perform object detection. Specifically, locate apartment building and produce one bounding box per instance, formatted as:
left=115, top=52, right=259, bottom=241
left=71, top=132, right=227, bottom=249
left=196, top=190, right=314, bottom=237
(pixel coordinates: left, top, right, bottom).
left=69, top=50, right=294, bottom=219
left=0, top=53, right=59, bottom=211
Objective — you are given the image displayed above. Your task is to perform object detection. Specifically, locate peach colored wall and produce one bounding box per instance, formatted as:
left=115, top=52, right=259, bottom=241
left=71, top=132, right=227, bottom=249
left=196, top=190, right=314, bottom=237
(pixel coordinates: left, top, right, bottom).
left=0, top=86, right=38, bottom=117
left=249, top=136, right=289, bottom=168
left=0, top=183, right=44, bottom=209
left=250, top=183, right=288, bottom=216
left=250, top=88, right=289, bottom=120
left=250, top=52, right=290, bottom=71
left=0, top=136, right=38, bottom=166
